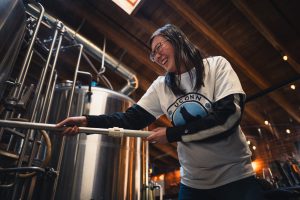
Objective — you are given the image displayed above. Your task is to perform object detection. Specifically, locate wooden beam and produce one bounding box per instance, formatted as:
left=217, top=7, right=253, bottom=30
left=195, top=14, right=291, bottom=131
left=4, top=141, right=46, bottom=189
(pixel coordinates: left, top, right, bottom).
left=231, top=0, right=300, bottom=74
left=164, top=0, right=300, bottom=123
left=244, top=106, right=265, bottom=125
left=134, top=13, right=157, bottom=34
left=58, top=0, right=165, bottom=76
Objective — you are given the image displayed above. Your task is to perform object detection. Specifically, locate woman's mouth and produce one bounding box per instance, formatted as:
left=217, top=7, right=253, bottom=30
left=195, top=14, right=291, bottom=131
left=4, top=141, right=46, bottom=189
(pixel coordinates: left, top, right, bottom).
left=161, top=57, right=168, bottom=66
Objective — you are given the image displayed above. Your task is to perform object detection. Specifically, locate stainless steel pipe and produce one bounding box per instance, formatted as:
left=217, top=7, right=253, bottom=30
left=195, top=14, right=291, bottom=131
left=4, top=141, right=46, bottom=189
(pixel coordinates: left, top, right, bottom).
left=27, top=3, right=138, bottom=95
left=12, top=3, right=44, bottom=100
left=39, top=23, right=64, bottom=123
left=0, top=119, right=152, bottom=138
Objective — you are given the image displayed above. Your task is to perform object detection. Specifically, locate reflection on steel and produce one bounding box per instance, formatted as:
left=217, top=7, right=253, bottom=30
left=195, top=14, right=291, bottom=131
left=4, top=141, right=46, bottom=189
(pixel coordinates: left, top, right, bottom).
left=0, top=120, right=151, bottom=138
left=46, top=85, right=149, bottom=200
left=27, top=3, right=138, bottom=95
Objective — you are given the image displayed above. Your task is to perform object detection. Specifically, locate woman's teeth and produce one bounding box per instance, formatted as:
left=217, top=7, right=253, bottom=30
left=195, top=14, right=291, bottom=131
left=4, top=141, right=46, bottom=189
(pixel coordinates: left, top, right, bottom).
left=161, top=58, right=167, bottom=65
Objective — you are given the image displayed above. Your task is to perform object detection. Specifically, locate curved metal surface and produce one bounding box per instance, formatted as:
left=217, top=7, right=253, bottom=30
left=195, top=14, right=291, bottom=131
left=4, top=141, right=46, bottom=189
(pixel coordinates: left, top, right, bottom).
left=47, top=85, right=147, bottom=200
left=0, top=0, right=26, bottom=99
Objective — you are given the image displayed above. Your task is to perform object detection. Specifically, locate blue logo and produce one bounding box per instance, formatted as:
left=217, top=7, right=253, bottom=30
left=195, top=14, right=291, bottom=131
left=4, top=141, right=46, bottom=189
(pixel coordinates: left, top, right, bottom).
left=167, top=93, right=211, bottom=126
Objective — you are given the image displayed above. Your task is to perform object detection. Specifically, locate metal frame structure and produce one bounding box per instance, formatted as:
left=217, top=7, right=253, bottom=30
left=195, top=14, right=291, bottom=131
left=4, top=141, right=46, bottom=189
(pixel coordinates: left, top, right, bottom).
left=0, top=2, right=156, bottom=200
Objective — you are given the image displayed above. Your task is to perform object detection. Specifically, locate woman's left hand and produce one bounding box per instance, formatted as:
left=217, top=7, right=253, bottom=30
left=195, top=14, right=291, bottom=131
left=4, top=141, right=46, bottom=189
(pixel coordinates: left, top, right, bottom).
left=147, top=127, right=168, bottom=144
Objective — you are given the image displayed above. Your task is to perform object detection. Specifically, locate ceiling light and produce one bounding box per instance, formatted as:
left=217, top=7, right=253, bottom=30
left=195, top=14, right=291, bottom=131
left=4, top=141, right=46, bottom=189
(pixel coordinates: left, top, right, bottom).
left=112, top=0, right=143, bottom=15
left=247, top=140, right=251, bottom=145
left=290, top=84, right=296, bottom=90
left=264, top=120, right=269, bottom=125
left=282, top=55, right=288, bottom=61
left=158, top=174, right=165, bottom=181
left=286, top=129, right=291, bottom=134
left=257, top=128, right=261, bottom=133
left=252, top=146, right=256, bottom=150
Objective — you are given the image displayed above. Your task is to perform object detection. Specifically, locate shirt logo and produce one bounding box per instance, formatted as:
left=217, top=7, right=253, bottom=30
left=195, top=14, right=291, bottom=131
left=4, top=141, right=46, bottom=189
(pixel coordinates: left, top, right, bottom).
left=167, top=93, right=212, bottom=126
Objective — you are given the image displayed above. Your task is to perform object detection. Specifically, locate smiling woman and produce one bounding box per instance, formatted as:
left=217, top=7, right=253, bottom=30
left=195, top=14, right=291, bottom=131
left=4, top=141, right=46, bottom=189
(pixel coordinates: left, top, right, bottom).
left=57, top=24, right=265, bottom=200
left=149, top=24, right=206, bottom=96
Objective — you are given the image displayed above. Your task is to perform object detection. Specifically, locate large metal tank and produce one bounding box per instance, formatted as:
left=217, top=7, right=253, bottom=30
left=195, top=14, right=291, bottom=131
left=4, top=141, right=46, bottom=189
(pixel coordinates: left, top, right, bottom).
left=0, top=0, right=26, bottom=99
left=47, top=83, right=148, bottom=200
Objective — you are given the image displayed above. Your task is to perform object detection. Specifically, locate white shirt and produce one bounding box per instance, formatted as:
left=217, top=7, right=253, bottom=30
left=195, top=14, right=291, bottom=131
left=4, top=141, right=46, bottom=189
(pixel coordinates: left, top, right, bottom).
left=138, top=56, right=254, bottom=189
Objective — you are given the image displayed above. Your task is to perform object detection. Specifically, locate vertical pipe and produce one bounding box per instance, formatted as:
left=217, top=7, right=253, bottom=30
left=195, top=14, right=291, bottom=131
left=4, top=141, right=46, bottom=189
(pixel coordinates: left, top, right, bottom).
left=66, top=45, right=83, bottom=117
left=11, top=21, right=59, bottom=200
left=145, top=141, right=149, bottom=200
left=10, top=4, right=44, bottom=200
left=39, top=23, right=64, bottom=123
left=25, top=24, right=63, bottom=200
left=29, top=28, right=59, bottom=122
left=13, top=4, right=44, bottom=99
left=29, top=72, right=58, bottom=164
left=45, top=73, right=58, bottom=122
left=0, top=3, right=40, bottom=140
left=34, top=73, right=57, bottom=165
left=51, top=44, right=83, bottom=200
left=100, top=37, right=106, bottom=72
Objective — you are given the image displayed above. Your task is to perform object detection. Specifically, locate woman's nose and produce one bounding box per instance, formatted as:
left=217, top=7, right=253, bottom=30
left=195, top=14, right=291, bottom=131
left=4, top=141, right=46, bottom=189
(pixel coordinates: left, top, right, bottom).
left=154, top=52, right=162, bottom=63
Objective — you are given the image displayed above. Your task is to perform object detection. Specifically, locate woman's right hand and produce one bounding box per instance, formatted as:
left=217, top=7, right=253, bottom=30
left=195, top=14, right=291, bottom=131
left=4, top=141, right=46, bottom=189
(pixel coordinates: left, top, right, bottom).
left=56, top=116, right=87, bottom=136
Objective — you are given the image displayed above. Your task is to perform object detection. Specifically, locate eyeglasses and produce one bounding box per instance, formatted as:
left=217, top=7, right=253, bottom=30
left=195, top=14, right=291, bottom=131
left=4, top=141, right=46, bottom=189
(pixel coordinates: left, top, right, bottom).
left=149, top=40, right=168, bottom=62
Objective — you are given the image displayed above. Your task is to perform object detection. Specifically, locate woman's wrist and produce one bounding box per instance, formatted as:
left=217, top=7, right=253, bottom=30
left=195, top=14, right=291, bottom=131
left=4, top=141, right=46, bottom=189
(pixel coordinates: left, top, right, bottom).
left=80, top=116, right=88, bottom=127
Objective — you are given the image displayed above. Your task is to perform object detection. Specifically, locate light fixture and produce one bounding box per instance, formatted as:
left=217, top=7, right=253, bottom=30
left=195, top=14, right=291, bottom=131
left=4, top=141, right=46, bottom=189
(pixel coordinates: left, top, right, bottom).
left=252, top=146, right=256, bottom=150
left=264, top=120, right=269, bottom=125
left=251, top=159, right=263, bottom=173
left=257, top=128, right=262, bottom=134
left=247, top=140, right=251, bottom=145
left=158, top=174, right=165, bottom=181
left=282, top=55, right=288, bottom=61
left=112, top=0, right=143, bottom=15
left=290, top=84, right=296, bottom=90
left=286, top=129, right=291, bottom=134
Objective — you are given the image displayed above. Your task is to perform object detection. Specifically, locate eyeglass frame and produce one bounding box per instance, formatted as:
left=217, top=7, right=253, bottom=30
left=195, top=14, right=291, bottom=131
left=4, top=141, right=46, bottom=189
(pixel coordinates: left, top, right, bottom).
left=149, top=40, right=169, bottom=62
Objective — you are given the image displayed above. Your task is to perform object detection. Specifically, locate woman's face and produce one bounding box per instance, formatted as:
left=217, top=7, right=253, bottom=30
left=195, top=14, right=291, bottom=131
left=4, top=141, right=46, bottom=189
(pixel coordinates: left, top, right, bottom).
left=150, top=36, right=177, bottom=73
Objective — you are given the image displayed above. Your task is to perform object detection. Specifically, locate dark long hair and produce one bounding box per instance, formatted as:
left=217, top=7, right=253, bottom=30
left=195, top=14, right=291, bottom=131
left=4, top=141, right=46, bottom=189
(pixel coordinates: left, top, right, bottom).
left=149, top=24, right=205, bottom=96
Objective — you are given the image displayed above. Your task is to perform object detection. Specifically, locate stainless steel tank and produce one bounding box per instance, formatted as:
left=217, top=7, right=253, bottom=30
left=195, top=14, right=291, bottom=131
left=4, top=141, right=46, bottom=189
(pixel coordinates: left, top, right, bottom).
left=48, top=83, right=148, bottom=200
left=0, top=0, right=26, bottom=99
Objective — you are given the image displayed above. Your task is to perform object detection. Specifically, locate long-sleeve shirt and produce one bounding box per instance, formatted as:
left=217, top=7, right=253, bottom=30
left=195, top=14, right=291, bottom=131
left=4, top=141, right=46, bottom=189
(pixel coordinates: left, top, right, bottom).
left=86, top=56, right=254, bottom=189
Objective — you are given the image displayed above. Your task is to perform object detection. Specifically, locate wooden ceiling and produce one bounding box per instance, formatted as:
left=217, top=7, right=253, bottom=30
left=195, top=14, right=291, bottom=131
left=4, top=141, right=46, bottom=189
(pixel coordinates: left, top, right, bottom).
left=37, top=0, right=300, bottom=174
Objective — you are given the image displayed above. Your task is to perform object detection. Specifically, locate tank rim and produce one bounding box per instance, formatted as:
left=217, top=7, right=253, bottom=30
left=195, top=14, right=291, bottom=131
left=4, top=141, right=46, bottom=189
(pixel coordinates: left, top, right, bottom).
left=55, top=83, right=135, bottom=103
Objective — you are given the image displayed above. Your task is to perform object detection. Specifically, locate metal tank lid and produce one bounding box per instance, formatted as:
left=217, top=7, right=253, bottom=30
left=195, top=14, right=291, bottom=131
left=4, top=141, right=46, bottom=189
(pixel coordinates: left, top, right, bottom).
left=55, top=80, right=135, bottom=103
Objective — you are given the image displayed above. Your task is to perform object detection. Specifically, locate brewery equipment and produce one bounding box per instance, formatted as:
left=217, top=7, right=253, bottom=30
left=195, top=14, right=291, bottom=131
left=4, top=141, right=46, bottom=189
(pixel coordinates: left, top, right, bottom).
left=46, top=84, right=149, bottom=200
left=0, top=0, right=158, bottom=199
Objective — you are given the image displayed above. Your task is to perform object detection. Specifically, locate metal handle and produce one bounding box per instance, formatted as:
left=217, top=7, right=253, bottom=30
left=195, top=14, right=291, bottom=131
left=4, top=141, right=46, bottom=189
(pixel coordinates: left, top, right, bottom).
left=0, top=119, right=152, bottom=138
left=147, top=181, right=163, bottom=200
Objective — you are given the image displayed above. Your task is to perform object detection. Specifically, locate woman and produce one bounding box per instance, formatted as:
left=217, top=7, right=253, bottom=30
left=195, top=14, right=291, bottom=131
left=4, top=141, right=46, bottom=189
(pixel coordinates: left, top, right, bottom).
left=57, top=24, right=264, bottom=200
